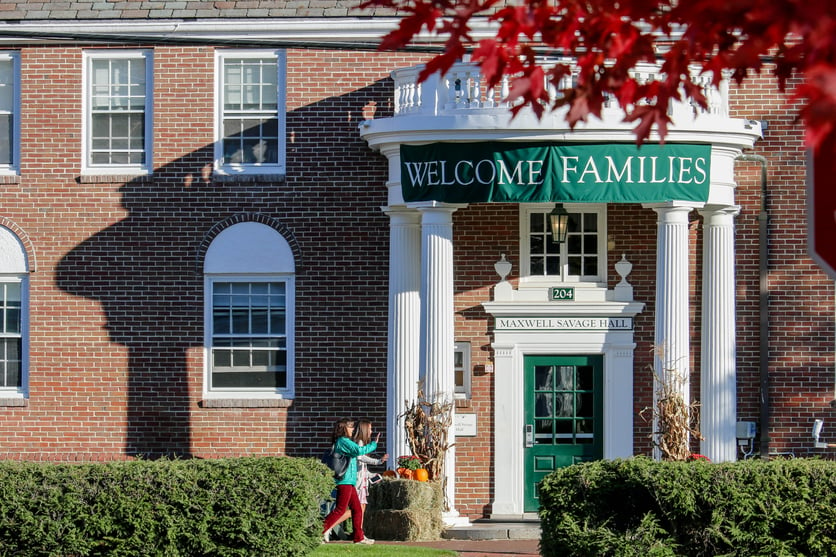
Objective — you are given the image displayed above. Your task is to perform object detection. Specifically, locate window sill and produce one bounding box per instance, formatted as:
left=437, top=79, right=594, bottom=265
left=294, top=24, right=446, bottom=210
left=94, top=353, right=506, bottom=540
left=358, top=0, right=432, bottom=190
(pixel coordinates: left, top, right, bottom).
left=199, top=398, right=293, bottom=408
left=78, top=174, right=153, bottom=184
left=0, top=397, right=27, bottom=407
left=213, top=173, right=287, bottom=185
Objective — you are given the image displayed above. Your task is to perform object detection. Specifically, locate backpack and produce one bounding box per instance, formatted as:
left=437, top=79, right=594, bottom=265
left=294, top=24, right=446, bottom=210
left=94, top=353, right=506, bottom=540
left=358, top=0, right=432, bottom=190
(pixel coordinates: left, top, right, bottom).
left=320, top=444, right=349, bottom=480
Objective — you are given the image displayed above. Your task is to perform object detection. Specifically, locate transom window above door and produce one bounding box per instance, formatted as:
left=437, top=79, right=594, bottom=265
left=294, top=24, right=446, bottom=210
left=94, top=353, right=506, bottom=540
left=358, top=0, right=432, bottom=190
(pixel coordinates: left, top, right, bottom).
left=520, top=204, right=607, bottom=285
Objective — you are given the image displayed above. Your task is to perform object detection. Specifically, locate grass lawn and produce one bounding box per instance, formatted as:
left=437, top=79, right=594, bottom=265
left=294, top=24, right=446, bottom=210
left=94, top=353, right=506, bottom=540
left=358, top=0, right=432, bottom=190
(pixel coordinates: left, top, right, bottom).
left=310, top=543, right=457, bottom=556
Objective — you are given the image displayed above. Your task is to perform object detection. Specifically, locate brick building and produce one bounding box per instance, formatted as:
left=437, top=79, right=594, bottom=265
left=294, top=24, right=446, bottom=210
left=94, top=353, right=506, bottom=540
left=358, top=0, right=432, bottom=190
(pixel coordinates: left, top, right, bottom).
left=0, top=1, right=833, bottom=521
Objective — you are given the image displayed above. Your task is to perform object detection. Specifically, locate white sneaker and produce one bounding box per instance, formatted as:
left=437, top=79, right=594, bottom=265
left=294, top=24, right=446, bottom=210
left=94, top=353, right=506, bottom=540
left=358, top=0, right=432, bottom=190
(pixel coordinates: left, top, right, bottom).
left=354, top=537, right=375, bottom=545
left=323, top=529, right=332, bottom=543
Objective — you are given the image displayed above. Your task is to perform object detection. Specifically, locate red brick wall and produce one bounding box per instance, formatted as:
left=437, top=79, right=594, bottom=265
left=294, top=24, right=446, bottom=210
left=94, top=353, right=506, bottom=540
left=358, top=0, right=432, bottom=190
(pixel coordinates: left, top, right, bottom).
left=731, top=71, right=836, bottom=457
left=1, top=42, right=834, bottom=520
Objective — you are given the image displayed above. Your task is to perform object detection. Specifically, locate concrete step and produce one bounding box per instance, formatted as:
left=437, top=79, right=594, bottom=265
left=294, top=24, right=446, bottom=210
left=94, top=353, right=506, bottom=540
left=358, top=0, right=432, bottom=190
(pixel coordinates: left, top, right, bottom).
left=442, top=519, right=541, bottom=541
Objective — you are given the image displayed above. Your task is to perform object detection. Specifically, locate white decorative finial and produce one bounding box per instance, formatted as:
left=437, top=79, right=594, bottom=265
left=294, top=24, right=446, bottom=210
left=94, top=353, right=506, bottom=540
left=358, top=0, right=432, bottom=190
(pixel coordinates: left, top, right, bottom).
left=613, top=254, right=634, bottom=302
left=615, top=253, right=633, bottom=286
left=494, top=253, right=512, bottom=281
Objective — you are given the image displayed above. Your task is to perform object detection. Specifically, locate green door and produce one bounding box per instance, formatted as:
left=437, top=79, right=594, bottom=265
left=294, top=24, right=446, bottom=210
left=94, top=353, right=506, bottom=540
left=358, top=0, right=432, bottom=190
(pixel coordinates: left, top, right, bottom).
left=524, top=354, right=603, bottom=512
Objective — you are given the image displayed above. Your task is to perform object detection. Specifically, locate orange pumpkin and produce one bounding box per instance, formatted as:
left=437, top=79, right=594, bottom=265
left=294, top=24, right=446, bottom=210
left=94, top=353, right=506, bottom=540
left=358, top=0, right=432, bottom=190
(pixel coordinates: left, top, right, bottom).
left=397, top=467, right=414, bottom=479
left=382, top=469, right=398, bottom=478
left=414, top=468, right=429, bottom=482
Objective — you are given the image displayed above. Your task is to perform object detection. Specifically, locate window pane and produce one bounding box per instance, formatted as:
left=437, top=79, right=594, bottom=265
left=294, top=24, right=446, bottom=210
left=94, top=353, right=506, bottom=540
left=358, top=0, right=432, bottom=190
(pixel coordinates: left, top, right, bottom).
left=213, top=371, right=286, bottom=389
left=546, top=256, right=561, bottom=275
left=213, top=348, right=231, bottom=368
left=567, top=235, right=582, bottom=254
left=231, top=309, right=249, bottom=334
left=0, top=59, right=13, bottom=112
left=530, top=212, right=544, bottom=233
left=584, top=235, right=598, bottom=253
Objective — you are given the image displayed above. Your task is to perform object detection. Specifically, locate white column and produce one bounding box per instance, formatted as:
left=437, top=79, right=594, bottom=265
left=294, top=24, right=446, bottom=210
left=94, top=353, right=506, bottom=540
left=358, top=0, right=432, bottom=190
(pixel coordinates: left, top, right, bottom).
left=699, top=205, right=740, bottom=462
left=416, top=202, right=464, bottom=523
left=383, top=207, right=421, bottom=465
left=648, top=203, right=697, bottom=458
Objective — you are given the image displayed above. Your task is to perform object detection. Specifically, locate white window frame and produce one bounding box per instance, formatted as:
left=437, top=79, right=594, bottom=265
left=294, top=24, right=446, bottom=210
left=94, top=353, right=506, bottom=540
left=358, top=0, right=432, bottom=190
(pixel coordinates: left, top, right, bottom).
left=0, top=51, right=20, bottom=176
left=82, top=50, right=153, bottom=176
left=454, top=341, right=471, bottom=399
left=0, top=275, right=27, bottom=398
left=214, top=49, right=286, bottom=176
left=204, top=275, right=295, bottom=398
left=519, top=203, right=608, bottom=287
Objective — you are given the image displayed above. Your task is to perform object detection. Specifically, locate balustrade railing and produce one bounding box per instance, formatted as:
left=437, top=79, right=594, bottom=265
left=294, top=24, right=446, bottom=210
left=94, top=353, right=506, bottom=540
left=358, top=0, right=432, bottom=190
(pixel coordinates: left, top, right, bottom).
left=390, top=61, right=729, bottom=120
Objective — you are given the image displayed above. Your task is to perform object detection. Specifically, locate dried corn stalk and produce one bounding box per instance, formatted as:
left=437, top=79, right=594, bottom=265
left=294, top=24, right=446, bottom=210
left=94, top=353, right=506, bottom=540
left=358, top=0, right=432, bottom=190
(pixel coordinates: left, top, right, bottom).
left=400, top=387, right=454, bottom=503
left=640, top=353, right=703, bottom=461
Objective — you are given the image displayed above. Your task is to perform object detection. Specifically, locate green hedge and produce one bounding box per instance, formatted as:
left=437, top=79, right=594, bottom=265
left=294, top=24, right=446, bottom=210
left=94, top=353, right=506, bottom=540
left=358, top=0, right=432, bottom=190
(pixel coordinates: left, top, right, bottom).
left=539, top=457, right=836, bottom=557
left=0, top=457, right=334, bottom=557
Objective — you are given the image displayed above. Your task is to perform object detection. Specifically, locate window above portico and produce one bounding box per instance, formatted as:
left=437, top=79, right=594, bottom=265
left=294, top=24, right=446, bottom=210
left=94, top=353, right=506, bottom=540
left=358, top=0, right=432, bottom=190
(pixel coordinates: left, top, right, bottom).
left=519, top=204, right=607, bottom=288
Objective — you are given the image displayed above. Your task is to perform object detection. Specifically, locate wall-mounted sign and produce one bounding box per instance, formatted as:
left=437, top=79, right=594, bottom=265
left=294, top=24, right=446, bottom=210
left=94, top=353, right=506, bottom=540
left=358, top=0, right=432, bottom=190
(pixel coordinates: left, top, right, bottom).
left=455, top=413, right=477, bottom=437
left=495, top=316, right=633, bottom=331
left=550, top=287, right=575, bottom=301
left=401, top=141, right=711, bottom=204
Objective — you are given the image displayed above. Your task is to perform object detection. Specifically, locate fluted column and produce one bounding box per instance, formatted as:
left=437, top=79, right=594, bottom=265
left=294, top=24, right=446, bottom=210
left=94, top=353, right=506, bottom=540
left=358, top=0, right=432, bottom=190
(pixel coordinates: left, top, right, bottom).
left=648, top=203, right=696, bottom=458
left=417, top=202, right=461, bottom=521
left=383, top=207, right=421, bottom=464
left=699, top=205, right=740, bottom=462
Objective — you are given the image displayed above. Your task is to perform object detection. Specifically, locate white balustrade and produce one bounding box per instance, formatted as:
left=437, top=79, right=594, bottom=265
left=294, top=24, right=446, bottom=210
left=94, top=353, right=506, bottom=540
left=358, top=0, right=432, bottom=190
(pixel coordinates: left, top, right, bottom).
left=388, top=61, right=729, bottom=120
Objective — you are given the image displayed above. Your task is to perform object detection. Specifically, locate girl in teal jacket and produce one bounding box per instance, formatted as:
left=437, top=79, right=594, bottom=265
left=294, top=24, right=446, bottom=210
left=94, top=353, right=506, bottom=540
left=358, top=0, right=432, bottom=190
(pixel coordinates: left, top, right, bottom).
left=321, top=418, right=378, bottom=544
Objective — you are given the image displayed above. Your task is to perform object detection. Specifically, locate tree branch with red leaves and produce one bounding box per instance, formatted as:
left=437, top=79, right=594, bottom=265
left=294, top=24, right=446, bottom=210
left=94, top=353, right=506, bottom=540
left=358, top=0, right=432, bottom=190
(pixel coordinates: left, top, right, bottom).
left=359, top=0, right=836, bottom=150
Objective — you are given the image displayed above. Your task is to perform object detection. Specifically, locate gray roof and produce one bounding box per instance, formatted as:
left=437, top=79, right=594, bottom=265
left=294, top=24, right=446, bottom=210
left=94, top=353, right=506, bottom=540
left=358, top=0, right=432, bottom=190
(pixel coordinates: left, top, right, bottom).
left=0, top=0, right=401, bottom=21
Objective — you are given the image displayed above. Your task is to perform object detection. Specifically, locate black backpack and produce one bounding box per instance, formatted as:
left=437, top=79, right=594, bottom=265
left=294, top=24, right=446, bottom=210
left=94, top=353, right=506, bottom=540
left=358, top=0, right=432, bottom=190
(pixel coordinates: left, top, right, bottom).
left=320, top=444, right=349, bottom=480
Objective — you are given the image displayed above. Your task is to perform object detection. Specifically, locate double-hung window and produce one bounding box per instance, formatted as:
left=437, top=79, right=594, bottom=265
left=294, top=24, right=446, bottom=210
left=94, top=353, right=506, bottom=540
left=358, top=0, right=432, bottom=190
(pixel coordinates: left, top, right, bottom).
left=521, top=204, right=607, bottom=284
left=0, top=280, right=22, bottom=391
left=454, top=341, right=471, bottom=399
left=216, top=50, right=286, bottom=175
left=0, top=51, right=19, bottom=175
left=83, top=50, right=153, bottom=174
left=210, top=280, right=289, bottom=391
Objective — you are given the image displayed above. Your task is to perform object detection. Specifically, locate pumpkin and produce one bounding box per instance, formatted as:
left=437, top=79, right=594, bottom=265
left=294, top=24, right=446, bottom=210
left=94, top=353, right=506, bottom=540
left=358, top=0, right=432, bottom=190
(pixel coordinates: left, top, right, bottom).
left=414, top=468, right=429, bottom=482
left=382, top=469, right=398, bottom=478
left=397, top=467, right=414, bottom=479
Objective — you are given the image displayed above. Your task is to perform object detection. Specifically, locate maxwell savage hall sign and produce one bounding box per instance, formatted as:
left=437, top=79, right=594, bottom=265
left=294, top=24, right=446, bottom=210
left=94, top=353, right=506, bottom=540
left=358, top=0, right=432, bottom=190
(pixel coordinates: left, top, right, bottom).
left=401, top=141, right=711, bottom=203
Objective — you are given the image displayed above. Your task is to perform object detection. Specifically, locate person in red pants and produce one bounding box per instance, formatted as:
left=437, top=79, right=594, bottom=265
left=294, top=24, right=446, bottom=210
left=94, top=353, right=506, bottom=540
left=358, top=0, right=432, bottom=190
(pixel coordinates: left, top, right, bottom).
left=321, top=418, right=379, bottom=544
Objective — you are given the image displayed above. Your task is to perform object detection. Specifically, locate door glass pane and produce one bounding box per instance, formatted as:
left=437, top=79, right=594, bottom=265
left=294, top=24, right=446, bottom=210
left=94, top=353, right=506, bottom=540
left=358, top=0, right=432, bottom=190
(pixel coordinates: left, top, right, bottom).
left=535, top=365, right=553, bottom=390
left=555, top=365, right=573, bottom=389
left=535, top=392, right=552, bottom=418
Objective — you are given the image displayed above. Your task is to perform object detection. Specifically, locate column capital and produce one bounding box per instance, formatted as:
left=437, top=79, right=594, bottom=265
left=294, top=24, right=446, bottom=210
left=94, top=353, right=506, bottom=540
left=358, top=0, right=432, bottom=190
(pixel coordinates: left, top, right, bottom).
left=698, top=204, right=741, bottom=219
left=643, top=201, right=704, bottom=211
left=382, top=205, right=421, bottom=223
left=409, top=201, right=468, bottom=212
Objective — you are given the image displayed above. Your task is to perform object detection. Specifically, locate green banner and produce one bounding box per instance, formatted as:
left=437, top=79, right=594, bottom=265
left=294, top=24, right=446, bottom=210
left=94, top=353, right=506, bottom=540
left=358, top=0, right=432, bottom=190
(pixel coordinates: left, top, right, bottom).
left=400, top=141, right=711, bottom=203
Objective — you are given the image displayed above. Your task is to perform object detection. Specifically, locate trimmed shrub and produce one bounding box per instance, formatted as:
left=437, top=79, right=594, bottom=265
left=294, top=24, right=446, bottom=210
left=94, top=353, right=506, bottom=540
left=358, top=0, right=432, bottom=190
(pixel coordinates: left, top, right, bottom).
left=0, top=457, right=333, bottom=556
left=539, top=457, right=836, bottom=557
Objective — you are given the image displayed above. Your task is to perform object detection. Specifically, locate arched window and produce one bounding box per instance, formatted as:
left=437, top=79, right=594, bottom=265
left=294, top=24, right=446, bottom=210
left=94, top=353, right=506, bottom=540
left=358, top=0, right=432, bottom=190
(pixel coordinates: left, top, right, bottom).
left=0, top=225, right=28, bottom=398
left=203, top=222, right=294, bottom=398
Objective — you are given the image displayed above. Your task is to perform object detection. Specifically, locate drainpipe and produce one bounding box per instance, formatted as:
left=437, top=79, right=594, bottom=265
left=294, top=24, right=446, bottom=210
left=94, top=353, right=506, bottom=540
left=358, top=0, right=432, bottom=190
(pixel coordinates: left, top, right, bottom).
left=736, top=153, right=769, bottom=459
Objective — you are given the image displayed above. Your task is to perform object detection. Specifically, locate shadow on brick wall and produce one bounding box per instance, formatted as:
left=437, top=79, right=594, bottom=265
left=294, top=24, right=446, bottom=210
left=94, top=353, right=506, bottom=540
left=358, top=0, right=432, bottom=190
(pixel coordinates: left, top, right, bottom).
left=54, top=79, right=393, bottom=459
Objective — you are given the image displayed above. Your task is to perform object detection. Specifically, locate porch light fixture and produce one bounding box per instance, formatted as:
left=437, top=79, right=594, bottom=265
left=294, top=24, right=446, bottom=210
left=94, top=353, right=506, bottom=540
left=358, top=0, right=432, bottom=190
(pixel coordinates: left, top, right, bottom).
left=549, top=203, right=570, bottom=243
